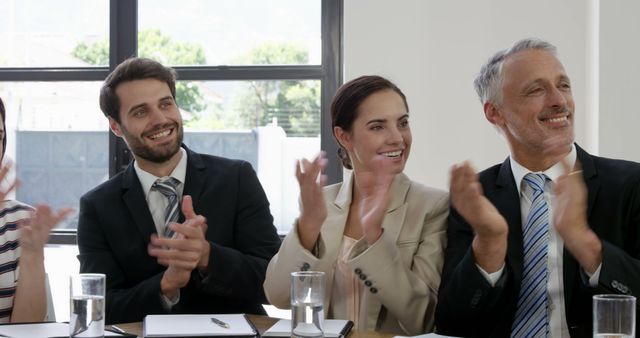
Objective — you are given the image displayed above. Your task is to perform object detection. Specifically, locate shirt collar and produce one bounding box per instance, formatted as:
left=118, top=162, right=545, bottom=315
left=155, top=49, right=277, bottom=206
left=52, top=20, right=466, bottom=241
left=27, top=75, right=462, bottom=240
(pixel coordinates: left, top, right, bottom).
left=134, top=147, right=188, bottom=198
left=509, top=143, right=577, bottom=196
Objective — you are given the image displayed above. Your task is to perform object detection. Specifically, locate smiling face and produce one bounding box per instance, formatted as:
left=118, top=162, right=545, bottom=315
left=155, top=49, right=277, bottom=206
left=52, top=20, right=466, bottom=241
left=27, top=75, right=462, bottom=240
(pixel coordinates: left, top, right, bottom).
left=486, top=49, right=575, bottom=170
left=335, top=89, right=411, bottom=175
left=109, top=78, right=183, bottom=168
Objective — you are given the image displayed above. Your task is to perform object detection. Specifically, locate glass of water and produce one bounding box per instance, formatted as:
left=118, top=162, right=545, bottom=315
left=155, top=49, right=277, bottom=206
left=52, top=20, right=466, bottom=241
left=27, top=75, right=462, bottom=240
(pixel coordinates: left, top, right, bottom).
left=593, top=294, right=636, bottom=338
left=70, top=273, right=106, bottom=338
left=291, top=271, right=325, bottom=338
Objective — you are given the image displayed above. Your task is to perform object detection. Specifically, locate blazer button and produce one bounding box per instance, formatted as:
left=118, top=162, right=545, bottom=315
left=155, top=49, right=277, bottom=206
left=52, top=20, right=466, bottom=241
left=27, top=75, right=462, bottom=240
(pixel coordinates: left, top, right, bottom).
left=370, top=287, right=378, bottom=294
left=364, top=280, right=372, bottom=287
left=359, top=274, right=367, bottom=280
left=470, top=290, right=482, bottom=307
left=354, top=268, right=362, bottom=275
left=302, top=262, right=310, bottom=271
left=471, top=290, right=482, bottom=306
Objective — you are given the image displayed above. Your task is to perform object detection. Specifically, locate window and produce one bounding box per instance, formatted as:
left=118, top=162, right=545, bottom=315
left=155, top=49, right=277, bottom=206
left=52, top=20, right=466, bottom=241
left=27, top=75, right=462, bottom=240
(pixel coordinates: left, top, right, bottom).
left=138, top=0, right=322, bottom=66
left=2, top=82, right=108, bottom=230
left=0, top=1, right=110, bottom=67
left=0, top=0, right=343, bottom=239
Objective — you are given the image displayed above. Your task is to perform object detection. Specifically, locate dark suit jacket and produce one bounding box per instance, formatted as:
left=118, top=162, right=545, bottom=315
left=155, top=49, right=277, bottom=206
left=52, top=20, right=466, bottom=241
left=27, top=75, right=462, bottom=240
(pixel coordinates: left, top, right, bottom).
left=435, top=145, right=640, bottom=337
left=77, top=146, right=281, bottom=324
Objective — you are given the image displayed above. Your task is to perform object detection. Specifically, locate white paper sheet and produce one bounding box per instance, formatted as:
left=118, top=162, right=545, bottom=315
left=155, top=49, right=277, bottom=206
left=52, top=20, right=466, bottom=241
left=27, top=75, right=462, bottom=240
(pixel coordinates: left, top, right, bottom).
left=144, top=314, right=257, bottom=337
left=394, top=333, right=459, bottom=338
left=263, top=319, right=352, bottom=338
left=0, top=322, right=124, bottom=338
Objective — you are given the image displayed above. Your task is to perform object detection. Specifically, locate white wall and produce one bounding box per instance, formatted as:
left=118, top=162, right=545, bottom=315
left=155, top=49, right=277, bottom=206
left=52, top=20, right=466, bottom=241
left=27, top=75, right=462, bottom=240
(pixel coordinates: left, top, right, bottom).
left=344, top=0, right=601, bottom=189
left=599, top=0, right=640, bottom=161
left=257, top=125, right=320, bottom=233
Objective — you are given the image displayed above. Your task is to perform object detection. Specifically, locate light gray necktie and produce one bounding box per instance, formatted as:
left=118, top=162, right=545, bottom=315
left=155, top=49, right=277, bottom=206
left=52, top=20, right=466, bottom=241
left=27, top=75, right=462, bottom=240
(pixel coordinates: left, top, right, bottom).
left=152, top=177, right=181, bottom=237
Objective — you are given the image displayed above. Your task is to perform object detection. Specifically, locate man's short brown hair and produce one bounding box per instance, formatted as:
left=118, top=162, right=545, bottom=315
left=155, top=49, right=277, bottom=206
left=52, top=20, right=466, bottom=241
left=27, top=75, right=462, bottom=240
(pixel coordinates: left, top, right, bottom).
left=99, top=57, right=177, bottom=122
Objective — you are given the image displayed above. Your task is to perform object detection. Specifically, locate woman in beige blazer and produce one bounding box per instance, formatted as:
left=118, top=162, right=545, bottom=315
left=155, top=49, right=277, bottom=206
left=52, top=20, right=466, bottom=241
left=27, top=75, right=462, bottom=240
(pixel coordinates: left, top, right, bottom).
left=264, top=76, right=448, bottom=335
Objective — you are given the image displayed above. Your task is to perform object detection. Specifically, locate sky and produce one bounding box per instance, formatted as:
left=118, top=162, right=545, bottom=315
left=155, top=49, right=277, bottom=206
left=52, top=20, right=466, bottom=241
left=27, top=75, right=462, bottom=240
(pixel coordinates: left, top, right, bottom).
left=0, top=0, right=321, bottom=67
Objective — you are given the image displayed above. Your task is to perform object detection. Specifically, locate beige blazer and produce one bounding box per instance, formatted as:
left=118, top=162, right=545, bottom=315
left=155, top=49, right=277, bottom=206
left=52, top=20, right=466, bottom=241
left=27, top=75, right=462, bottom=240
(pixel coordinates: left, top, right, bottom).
left=264, top=172, right=448, bottom=335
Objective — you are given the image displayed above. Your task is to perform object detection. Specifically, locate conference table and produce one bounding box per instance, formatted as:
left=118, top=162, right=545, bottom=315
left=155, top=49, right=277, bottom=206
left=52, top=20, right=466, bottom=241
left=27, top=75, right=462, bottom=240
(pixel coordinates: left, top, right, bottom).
left=113, top=315, right=395, bottom=338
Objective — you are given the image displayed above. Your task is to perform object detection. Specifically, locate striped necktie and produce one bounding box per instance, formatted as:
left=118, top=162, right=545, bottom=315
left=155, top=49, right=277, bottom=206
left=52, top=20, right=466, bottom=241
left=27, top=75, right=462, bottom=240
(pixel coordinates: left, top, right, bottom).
left=152, top=177, right=181, bottom=238
left=511, top=173, right=550, bottom=337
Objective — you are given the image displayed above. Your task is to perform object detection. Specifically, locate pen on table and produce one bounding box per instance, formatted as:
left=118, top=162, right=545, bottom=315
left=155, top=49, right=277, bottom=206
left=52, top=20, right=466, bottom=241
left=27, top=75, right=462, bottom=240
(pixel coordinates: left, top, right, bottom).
left=211, top=317, right=230, bottom=329
left=107, top=325, right=127, bottom=334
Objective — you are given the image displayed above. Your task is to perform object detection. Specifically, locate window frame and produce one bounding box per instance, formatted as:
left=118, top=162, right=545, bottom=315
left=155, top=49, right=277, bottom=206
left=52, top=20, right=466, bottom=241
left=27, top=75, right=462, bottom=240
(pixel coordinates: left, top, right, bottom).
left=0, top=0, right=343, bottom=244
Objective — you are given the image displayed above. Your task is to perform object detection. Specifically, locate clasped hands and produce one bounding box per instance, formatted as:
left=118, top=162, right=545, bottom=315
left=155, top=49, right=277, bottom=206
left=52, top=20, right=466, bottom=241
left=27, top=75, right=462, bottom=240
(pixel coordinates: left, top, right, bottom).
left=148, top=195, right=210, bottom=296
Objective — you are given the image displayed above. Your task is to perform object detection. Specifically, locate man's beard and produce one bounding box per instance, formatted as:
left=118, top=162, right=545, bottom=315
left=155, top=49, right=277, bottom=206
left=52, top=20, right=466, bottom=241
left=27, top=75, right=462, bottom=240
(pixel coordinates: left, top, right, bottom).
left=122, top=123, right=184, bottom=163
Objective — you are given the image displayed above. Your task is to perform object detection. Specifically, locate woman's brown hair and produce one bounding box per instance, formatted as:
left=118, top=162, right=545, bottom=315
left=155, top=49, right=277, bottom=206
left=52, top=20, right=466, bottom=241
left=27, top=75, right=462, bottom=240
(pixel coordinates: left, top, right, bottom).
left=330, top=75, right=408, bottom=169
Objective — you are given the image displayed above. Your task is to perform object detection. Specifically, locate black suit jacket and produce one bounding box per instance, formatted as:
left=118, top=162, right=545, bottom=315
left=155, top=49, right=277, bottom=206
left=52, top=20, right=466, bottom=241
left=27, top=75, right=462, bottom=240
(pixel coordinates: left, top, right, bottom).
left=77, top=146, right=281, bottom=324
left=435, top=145, right=640, bottom=337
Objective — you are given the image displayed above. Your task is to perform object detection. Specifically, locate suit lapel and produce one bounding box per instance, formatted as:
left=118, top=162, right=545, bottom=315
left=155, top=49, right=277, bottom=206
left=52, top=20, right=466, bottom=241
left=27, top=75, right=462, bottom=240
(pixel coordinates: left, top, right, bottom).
left=563, top=144, right=600, bottom=310
left=362, top=173, right=410, bottom=330
left=325, top=172, right=411, bottom=245
left=322, top=172, right=410, bottom=322
left=493, top=159, right=525, bottom=286
left=121, top=163, right=157, bottom=240
left=120, top=146, right=205, bottom=240
left=322, top=172, right=353, bottom=260
left=380, top=174, right=410, bottom=243
left=576, top=145, right=599, bottom=219
left=181, top=147, right=206, bottom=222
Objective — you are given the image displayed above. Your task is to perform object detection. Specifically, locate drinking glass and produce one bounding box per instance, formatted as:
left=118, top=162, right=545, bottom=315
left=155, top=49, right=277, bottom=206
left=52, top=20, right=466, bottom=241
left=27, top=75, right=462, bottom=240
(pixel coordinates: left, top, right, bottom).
left=291, top=271, right=325, bottom=338
left=593, top=294, right=636, bottom=338
left=70, top=274, right=106, bottom=338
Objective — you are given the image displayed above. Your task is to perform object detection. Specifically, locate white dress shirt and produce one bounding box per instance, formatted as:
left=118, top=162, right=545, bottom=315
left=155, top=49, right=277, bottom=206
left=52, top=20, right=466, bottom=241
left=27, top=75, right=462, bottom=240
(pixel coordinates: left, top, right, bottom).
left=134, top=148, right=187, bottom=235
left=133, top=147, right=188, bottom=308
left=477, top=144, right=601, bottom=337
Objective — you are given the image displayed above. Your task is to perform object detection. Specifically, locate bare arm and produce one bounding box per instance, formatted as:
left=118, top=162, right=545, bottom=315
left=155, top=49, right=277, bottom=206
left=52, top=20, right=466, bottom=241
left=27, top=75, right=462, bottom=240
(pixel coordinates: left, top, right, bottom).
left=12, top=205, right=72, bottom=322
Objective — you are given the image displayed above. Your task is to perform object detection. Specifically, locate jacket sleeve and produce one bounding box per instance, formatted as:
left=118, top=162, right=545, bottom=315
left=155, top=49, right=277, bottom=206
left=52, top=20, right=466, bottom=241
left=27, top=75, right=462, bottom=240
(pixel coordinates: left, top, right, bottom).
left=197, top=161, right=282, bottom=304
left=434, top=206, right=516, bottom=337
left=345, top=192, right=448, bottom=335
left=263, top=221, right=336, bottom=309
left=593, top=174, right=640, bottom=298
left=77, top=195, right=168, bottom=324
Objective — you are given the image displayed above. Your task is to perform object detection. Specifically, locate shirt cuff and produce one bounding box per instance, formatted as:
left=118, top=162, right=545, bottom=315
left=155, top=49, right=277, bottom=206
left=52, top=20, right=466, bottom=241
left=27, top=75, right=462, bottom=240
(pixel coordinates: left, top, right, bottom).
left=582, top=263, right=602, bottom=287
left=476, top=263, right=505, bottom=287
left=160, top=290, right=180, bottom=310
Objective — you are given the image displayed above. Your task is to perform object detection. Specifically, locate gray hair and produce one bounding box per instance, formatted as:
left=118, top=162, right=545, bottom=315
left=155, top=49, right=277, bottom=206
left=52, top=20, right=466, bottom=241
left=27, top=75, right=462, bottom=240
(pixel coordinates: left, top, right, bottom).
left=474, top=38, right=558, bottom=105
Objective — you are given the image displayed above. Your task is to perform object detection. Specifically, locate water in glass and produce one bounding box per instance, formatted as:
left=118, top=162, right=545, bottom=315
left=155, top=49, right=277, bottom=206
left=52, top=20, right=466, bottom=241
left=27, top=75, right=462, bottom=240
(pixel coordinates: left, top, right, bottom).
left=70, top=295, right=105, bottom=338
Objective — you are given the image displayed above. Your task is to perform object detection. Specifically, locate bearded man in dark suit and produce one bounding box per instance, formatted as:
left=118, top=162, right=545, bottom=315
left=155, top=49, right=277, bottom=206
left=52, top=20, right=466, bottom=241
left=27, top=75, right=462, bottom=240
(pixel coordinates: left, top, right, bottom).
left=78, top=57, right=281, bottom=324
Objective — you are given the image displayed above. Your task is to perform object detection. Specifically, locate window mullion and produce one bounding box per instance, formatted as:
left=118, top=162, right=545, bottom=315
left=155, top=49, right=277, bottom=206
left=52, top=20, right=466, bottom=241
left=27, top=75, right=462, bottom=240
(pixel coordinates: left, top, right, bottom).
left=109, top=0, right=138, bottom=177
left=174, top=65, right=324, bottom=81
left=321, top=0, right=344, bottom=184
left=0, top=68, right=110, bottom=82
